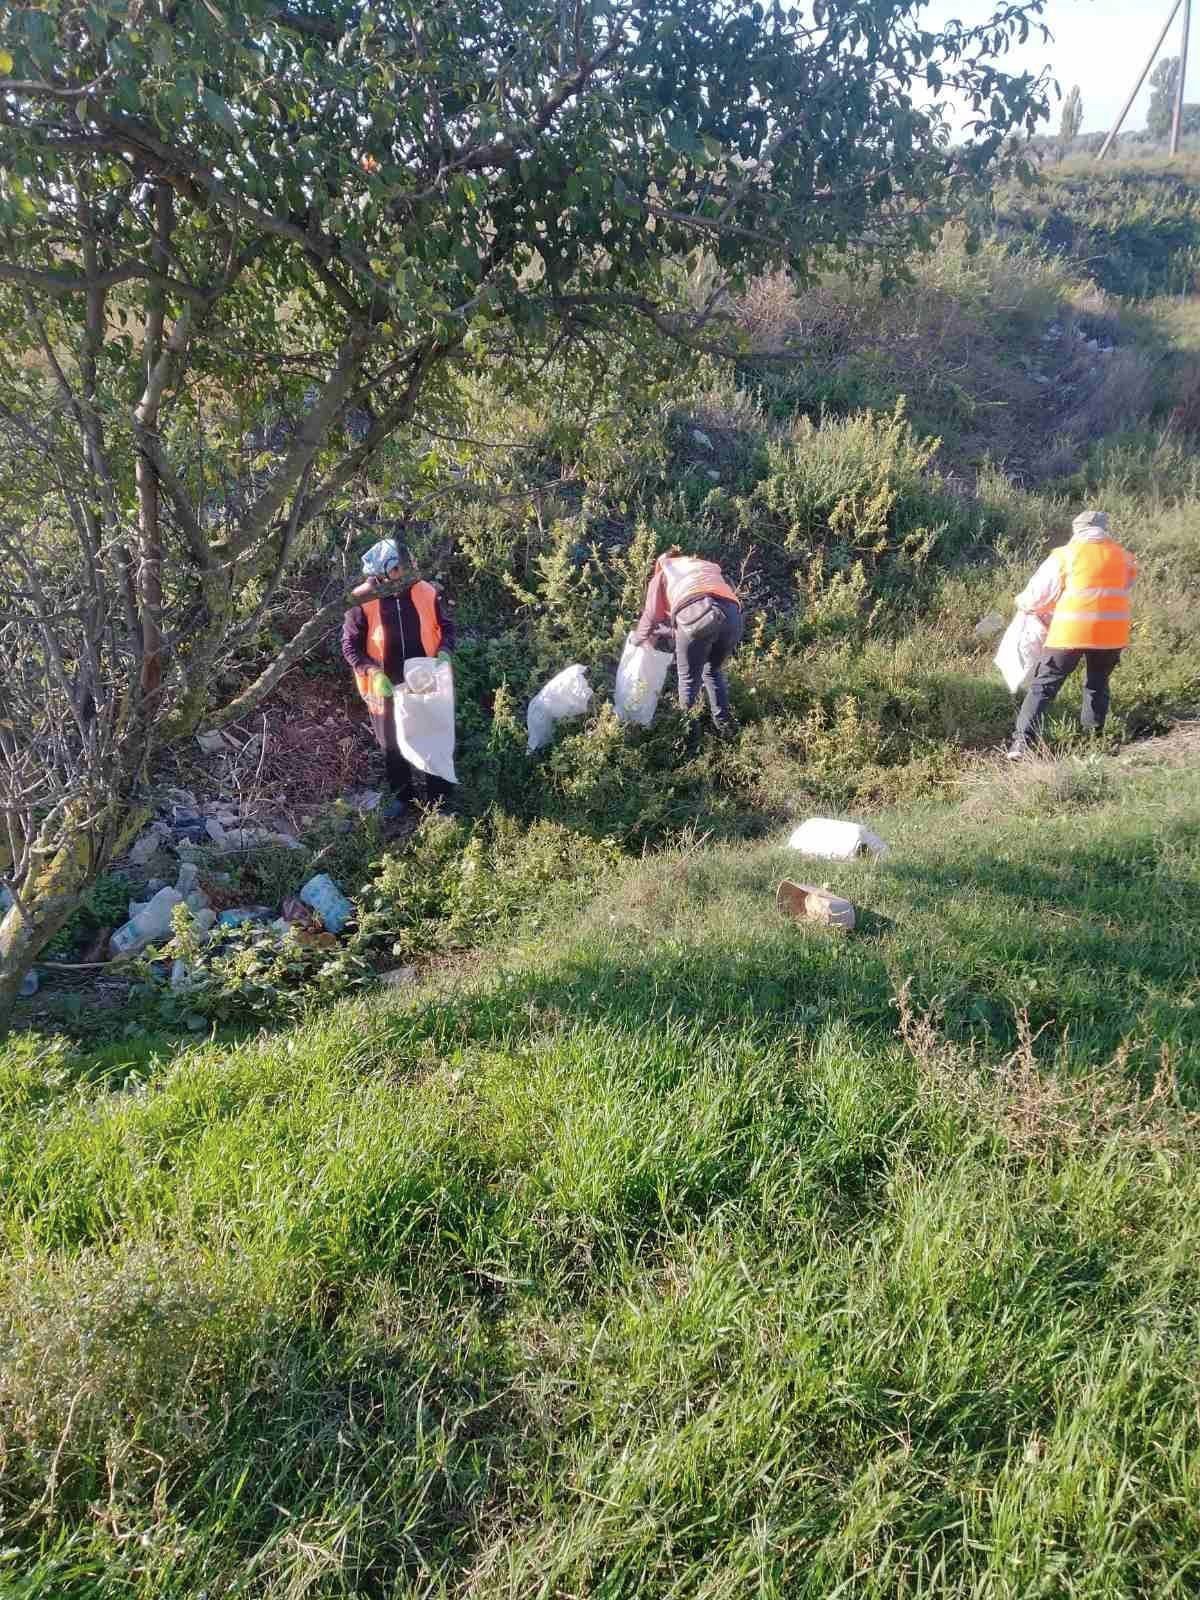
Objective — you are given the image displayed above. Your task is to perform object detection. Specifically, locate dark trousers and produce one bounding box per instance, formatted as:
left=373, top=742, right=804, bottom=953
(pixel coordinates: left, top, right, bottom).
left=369, top=708, right=454, bottom=805
left=674, top=596, right=744, bottom=728
left=1014, top=648, right=1122, bottom=744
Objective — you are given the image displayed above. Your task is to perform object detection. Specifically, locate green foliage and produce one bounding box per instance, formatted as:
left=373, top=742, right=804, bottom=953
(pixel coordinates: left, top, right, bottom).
left=2, top=762, right=1199, bottom=1593
left=41, top=874, right=132, bottom=960
left=994, top=158, right=1200, bottom=298
left=356, top=812, right=622, bottom=957
left=143, top=904, right=374, bottom=1029
left=1145, top=56, right=1200, bottom=144
left=1059, top=84, right=1083, bottom=152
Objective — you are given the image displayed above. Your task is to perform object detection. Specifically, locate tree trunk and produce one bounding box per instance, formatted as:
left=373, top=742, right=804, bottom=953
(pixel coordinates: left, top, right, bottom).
left=0, top=800, right=149, bottom=1036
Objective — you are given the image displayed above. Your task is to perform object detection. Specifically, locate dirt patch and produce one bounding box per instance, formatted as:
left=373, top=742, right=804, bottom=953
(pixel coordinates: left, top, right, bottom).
left=1116, top=719, right=1200, bottom=770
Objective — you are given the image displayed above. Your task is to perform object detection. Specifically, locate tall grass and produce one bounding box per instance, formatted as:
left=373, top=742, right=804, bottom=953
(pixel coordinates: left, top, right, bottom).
left=2, top=762, right=1199, bottom=1594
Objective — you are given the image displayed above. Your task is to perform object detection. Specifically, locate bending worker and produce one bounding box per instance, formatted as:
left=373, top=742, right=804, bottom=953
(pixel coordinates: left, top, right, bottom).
left=633, top=546, right=743, bottom=734
left=342, top=536, right=456, bottom=818
left=1008, top=509, right=1137, bottom=759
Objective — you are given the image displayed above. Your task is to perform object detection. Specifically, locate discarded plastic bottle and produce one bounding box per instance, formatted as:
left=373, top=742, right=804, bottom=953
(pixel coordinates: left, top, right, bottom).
left=110, top=887, right=184, bottom=956
left=19, top=968, right=38, bottom=998
left=299, top=873, right=353, bottom=934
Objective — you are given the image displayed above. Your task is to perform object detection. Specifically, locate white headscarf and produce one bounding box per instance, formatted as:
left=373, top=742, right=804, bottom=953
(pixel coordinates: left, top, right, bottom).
left=361, top=537, right=402, bottom=577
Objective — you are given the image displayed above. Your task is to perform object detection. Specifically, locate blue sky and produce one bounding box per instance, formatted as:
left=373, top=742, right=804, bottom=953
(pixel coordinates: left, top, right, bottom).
left=917, top=0, right=1199, bottom=136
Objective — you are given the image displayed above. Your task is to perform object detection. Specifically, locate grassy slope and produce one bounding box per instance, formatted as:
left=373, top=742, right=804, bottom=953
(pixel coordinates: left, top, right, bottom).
left=3, top=754, right=1199, bottom=1596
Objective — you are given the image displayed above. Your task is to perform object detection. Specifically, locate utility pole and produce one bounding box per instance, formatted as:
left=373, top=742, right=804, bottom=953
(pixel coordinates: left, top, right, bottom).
left=1099, top=0, right=1184, bottom=159
left=1171, top=0, right=1193, bottom=155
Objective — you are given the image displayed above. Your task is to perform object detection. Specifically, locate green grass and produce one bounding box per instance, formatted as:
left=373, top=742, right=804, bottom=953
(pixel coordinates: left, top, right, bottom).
left=2, top=757, right=1199, bottom=1596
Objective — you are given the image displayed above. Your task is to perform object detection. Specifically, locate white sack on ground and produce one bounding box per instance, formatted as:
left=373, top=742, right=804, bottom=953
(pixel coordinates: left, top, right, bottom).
left=395, top=656, right=457, bottom=784
left=994, top=612, right=1048, bottom=695
left=614, top=634, right=672, bottom=727
left=527, top=664, right=593, bottom=752
left=787, top=818, right=889, bottom=860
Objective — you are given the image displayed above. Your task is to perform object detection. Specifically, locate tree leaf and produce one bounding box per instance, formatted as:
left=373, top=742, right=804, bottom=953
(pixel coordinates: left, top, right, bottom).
left=201, top=87, right=238, bottom=136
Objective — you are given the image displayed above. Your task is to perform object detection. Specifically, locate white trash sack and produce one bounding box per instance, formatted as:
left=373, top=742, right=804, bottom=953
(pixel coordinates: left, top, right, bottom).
left=394, top=656, right=457, bottom=785
left=527, top=664, right=593, bottom=752
left=993, top=612, right=1048, bottom=695
left=787, top=818, right=889, bottom=861
left=614, top=634, right=672, bottom=727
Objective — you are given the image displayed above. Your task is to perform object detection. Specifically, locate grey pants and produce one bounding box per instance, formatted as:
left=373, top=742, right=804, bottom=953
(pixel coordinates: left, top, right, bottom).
left=1015, top=648, right=1122, bottom=743
left=674, top=595, right=744, bottom=728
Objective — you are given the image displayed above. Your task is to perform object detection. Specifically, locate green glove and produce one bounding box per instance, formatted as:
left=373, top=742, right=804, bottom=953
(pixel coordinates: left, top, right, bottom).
left=370, top=669, right=393, bottom=699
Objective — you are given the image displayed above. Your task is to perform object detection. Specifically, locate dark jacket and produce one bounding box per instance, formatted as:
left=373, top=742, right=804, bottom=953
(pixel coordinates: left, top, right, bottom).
left=341, top=580, right=456, bottom=686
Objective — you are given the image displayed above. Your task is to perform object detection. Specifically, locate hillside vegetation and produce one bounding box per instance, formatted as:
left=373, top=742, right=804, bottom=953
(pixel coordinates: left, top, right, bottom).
left=4, top=161, right=1200, bottom=1593
left=3, top=755, right=1199, bottom=1594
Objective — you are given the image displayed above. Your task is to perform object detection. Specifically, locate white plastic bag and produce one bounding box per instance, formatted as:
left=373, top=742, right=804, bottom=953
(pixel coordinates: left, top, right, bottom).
left=994, top=612, right=1048, bottom=695
left=527, top=664, right=593, bottom=752
left=787, top=818, right=889, bottom=860
left=614, top=634, right=672, bottom=727
left=394, top=656, right=457, bottom=784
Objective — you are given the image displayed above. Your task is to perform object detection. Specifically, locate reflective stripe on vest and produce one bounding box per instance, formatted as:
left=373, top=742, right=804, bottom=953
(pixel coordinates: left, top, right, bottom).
left=658, top=554, right=738, bottom=615
left=1045, top=540, right=1132, bottom=650
left=353, top=583, right=444, bottom=710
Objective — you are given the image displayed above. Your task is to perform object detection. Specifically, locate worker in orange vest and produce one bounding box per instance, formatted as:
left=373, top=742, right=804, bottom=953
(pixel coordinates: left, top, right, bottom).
left=1007, top=510, right=1137, bottom=759
left=342, top=537, right=456, bottom=817
left=633, top=547, right=744, bottom=734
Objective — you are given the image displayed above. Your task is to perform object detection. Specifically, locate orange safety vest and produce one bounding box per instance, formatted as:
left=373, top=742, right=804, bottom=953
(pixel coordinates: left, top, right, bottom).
left=1045, top=538, right=1134, bottom=651
left=353, top=582, right=443, bottom=714
left=658, top=554, right=739, bottom=615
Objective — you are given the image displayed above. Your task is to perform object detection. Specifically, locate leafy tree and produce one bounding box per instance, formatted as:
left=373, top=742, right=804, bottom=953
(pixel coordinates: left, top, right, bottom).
left=0, top=0, right=1050, bottom=1019
left=1147, top=55, right=1200, bottom=143
left=1058, top=84, right=1083, bottom=159
left=1149, top=57, right=1180, bottom=142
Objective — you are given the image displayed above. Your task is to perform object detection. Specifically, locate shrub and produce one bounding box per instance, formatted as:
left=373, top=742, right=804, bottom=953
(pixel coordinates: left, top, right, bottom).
left=355, top=812, right=623, bottom=958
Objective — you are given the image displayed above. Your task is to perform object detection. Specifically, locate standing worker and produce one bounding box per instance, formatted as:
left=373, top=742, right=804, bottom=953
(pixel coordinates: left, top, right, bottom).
left=1007, top=509, right=1137, bottom=759
left=633, top=547, right=744, bottom=735
left=342, top=536, right=456, bottom=818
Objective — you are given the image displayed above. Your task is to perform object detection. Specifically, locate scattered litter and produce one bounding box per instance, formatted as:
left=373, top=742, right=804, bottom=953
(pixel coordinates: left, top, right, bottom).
left=776, top=880, right=856, bottom=931
left=19, top=968, right=39, bottom=998
left=216, top=907, right=272, bottom=929
left=527, top=664, right=593, bottom=752
left=191, top=908, right=217, bottom=938
left=176, top=862, right=201, bottom=898
left=379, top=966, right=418, bottom=989
left=343, top=788, right=383, bottom=814
left=205, top=817, right=227, bottom=845
left=614, top=634, right=672, bottom=727
left=691, top=428, right=713, bottom=450
left=787, top=819, right=889, bottom=860
left=184, top=891, right=211, bottom=913
left=129, top=824, right=170, bottom=866
left=170, top=958, right=195, bottom=992
left=299, top=873, right=353, bottom=934
left=196, top=730, right=228, bottom=755
left=280, top=895, right=320, bottom=931
left=110, top=887, right=184, bottom=956
left=214, top=827, right=302, bottom=852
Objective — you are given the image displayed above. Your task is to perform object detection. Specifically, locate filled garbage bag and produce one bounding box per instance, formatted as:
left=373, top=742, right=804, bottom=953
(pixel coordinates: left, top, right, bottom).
left=994, top=612, right=1048, bottom=695
left=394, top=656, right=457, bottom=784
left=614, top=634, right=672, bottom=727
left=527, top=664, right=593, bottom=752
